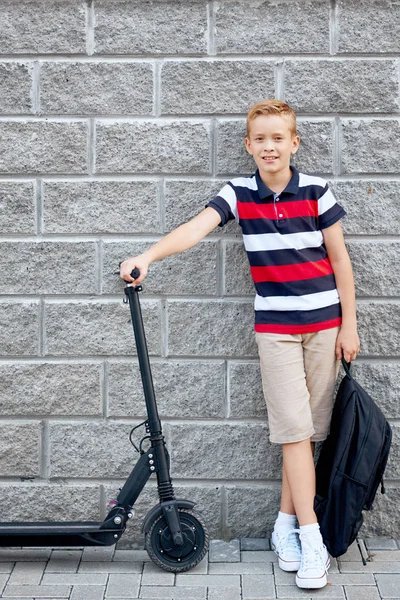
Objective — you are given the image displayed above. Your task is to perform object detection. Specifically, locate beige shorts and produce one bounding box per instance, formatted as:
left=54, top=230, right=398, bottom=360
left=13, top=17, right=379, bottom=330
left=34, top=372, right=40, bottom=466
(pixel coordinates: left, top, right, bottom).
left=256, top=327, right=341, bottom=444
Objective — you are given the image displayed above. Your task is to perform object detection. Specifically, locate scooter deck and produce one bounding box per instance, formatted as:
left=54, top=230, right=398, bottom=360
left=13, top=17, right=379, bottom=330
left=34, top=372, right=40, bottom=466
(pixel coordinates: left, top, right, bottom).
left=0, top=521, right=122, bottom=547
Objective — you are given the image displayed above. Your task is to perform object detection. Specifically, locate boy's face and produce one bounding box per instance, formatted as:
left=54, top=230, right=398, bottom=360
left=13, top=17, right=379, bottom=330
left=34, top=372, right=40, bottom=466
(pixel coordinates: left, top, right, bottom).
left=244, top=114, right=300, bottom=177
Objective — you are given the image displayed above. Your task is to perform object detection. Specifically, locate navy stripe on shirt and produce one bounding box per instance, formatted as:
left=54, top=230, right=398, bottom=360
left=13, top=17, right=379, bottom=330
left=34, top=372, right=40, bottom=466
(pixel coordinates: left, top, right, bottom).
left=254, top=274, right=337, bottom=298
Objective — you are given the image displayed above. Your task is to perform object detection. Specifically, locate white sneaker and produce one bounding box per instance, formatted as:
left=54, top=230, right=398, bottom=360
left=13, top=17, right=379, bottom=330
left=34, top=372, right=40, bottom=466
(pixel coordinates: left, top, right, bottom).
left=295, top=533, right=330, bottom=588
left=271, top=527, right=301, bottom=572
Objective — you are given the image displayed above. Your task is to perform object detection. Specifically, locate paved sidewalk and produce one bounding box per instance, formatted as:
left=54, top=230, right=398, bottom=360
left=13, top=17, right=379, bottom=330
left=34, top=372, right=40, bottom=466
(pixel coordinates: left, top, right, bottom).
left=0, top=537, right=398, bottom=599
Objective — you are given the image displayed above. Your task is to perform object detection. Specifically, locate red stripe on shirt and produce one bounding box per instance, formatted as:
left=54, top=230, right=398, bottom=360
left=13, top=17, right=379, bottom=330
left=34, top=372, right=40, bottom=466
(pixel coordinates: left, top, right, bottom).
left=251, top=258, right=334, bottom=283
left=255, top=318, right=342, bottom=334
left=237, top=199, right=318, bottom=220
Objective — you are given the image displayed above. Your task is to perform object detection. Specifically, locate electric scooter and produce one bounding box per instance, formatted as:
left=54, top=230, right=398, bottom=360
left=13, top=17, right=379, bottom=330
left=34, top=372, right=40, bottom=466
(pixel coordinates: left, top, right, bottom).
left=0, top=269, right=209, bottom=572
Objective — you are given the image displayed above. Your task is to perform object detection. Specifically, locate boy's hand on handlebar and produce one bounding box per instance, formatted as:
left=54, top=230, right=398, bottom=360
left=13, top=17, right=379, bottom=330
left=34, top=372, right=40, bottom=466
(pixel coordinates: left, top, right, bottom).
left=119, top=256, right=149, bottom=285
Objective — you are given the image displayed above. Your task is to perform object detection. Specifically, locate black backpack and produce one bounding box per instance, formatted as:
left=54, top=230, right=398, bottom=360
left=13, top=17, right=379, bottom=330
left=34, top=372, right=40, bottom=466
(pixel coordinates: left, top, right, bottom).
left=314, top=358, right=392, bottom=559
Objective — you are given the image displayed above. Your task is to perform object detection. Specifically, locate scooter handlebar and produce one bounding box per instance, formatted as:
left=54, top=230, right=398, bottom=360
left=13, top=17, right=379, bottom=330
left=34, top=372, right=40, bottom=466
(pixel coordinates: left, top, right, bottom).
left=130, top=268, right=140, bottom=280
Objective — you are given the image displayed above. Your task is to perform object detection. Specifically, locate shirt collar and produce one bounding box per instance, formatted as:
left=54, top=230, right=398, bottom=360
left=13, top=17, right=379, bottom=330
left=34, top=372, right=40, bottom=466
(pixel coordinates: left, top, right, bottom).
left=255, top=166, right=300, bottom=199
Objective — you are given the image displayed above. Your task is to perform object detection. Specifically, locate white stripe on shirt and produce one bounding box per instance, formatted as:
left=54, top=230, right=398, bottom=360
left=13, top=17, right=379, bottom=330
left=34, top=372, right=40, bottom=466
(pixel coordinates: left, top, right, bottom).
left=255, top=289, right=340, bottom=312
left=243, top=230, right=324, bottom=252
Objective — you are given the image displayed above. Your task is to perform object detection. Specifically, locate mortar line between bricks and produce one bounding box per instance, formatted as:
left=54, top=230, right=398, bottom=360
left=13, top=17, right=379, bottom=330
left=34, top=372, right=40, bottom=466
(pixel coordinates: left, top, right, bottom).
left=35, top=178, right=43, bottom=235
left=211, top=117, right=217, bottom=177
left=1, top=113, right=400, bottom=121
left=88, top=118, right=95, bottom=175
left=330, top=0, right=338, bottom=55
left=3, top=172, right=400, bottom=182
left=41, top=419, right=50, bottom=479
left=334, top=116, right=341, bottom=176
left=159, top=178, right=165, bottom=233
left=32, top=60, right=40, bottom=114
left=224, top=358, right=230, bottom=419
left=275, top=59, right=284, bottom=100
left=3, top=292, right=399, bottom=301
left=3, top=53, right=400, bottom=60
left=86, top=0, right=95, bottom=56
left=102, top=360, right=108, bottom=418
left=154, top=60, right=161, bottom=117
left=208, top=0, right=216, bottom=56
left=38, top=297, right=45, bottom=356
left=1, top=233, right=400, bottom=242
left=0, top=356, right=397, bottom=365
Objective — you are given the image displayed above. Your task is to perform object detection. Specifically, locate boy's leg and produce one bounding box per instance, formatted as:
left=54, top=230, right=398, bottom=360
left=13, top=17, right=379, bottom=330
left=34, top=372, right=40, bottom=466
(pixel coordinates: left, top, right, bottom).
left=280, top=442, right=315, bottom=515
left=282, top=438, right=317, bottom=526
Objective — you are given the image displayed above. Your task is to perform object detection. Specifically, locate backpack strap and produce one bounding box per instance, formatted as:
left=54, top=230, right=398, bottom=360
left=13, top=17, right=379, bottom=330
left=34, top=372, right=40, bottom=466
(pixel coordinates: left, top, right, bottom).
left=341, top=357, right=352, bottom=377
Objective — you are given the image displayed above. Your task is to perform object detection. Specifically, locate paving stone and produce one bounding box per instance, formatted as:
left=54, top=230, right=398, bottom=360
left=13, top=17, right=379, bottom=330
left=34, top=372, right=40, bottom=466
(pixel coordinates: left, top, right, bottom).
left=343, top=587, right=381, bottom=600
left=365, top=551, right=400, bottom=561
left=209, top=561, right=272, bottom=574
left=82, top=547, right=115, bottom=562
left=138, top=588, right=174, bottom=600
left=42, top=572, right=108, bottom=585
left=106, top=573, right=141, bottom=598
left=171, top=587, right=207, bottom=599
left=242, top=574, right=276, bottom=599
left=114, top=551, right=150, bottom=563
left=364, top=538, right=398, bottom=551
left=79, top=561, right=142, bottom=573
left=209, top=539, right=240, bottom=563
left=375, top=574, right=400, bottom=598
left=277, top=585, right=344, bottom=598
left=8, top=561, right=46, bottom=585
left=175, top=574, right=241, bottom=587
left=241, top=539, right=271, bottom=551
left=141, top=562, right=175, bottom=586
left=46, top=555, right=80, bottom=573
left=0, top=563, right=14, bottom=572
left=0, top=549, right=51, bottom=562
left=242, top=551, right=276, bottom=563
left=338, top=562, right=400, bottom=573
left=328, top=574, right=376, bottom=585
left=208, top=587, right=241, bottom=600
left=71, top=586, right=106, bottom=600
left=338, top=542, right=368, bottom=562
left=176, top=557, right=207, bottom=575
left=1, top=584, right=71, bottom=597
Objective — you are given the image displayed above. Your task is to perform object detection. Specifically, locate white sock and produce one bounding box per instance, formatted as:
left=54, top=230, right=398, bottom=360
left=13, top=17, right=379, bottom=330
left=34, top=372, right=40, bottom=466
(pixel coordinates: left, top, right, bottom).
left=300, top=523, right=324, bottom=546
left=275, top=511, right=297, bottom=529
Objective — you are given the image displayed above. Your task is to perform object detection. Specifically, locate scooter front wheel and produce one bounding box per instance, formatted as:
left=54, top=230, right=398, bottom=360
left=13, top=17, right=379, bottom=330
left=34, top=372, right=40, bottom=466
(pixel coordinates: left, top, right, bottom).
left=145, top=508, right=209, bottom=572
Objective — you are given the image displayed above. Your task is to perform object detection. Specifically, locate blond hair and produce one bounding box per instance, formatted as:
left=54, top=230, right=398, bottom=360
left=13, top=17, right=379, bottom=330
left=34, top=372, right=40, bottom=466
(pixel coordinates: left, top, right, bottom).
left=246, top=99, right=297, bottom=137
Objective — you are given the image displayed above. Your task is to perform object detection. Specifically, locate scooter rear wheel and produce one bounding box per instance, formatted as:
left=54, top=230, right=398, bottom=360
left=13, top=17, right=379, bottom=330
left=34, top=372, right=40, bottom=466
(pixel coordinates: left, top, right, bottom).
left=145, top=507, right=209, bottom=572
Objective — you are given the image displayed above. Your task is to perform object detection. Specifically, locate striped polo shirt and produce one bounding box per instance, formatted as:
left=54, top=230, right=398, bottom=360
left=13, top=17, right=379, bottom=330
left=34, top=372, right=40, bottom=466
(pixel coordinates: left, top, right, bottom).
left=207, top=166, right=346, bottom=334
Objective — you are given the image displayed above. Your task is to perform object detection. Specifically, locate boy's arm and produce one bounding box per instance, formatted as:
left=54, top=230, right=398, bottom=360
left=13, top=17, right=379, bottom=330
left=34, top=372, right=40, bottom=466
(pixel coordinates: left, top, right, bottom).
left=120, top=207, right=222, bottom=284
left=322, top=221, right=360, bottom=362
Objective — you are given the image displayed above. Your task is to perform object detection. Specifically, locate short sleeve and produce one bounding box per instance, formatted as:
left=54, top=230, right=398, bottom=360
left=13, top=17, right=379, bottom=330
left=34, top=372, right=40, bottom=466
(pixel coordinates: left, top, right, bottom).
left=318, top=183, right=346, bottom=229
left=206, top=182, right=238, bottom=227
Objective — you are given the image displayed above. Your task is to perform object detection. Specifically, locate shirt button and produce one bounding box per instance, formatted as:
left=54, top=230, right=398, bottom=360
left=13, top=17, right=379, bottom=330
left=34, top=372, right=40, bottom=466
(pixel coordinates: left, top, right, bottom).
left=276, top=198, right=280, bottom=201
left=279, top=213, right=283, bottom=218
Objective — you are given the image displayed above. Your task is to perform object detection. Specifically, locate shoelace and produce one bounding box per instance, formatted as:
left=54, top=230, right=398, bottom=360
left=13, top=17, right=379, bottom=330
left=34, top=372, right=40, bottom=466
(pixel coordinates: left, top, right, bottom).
left=300, top=543, right=329, bottom=574
left=275, top=527, right=301, bottom=553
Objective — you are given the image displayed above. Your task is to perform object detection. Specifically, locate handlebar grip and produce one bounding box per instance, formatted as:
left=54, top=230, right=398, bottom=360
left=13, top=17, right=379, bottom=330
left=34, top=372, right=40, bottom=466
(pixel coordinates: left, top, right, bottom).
left=131, top=268, right=140, bottom=280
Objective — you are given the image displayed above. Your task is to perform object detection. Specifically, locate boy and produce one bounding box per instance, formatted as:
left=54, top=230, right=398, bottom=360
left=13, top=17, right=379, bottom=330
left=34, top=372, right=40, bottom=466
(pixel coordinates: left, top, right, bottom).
left=120, top=100, right=360, bottom=589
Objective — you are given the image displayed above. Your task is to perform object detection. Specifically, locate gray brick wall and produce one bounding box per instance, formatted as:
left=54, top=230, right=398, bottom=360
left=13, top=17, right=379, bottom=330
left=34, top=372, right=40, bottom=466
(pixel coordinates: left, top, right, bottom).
left=0, top=0, right=399, bottom=547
